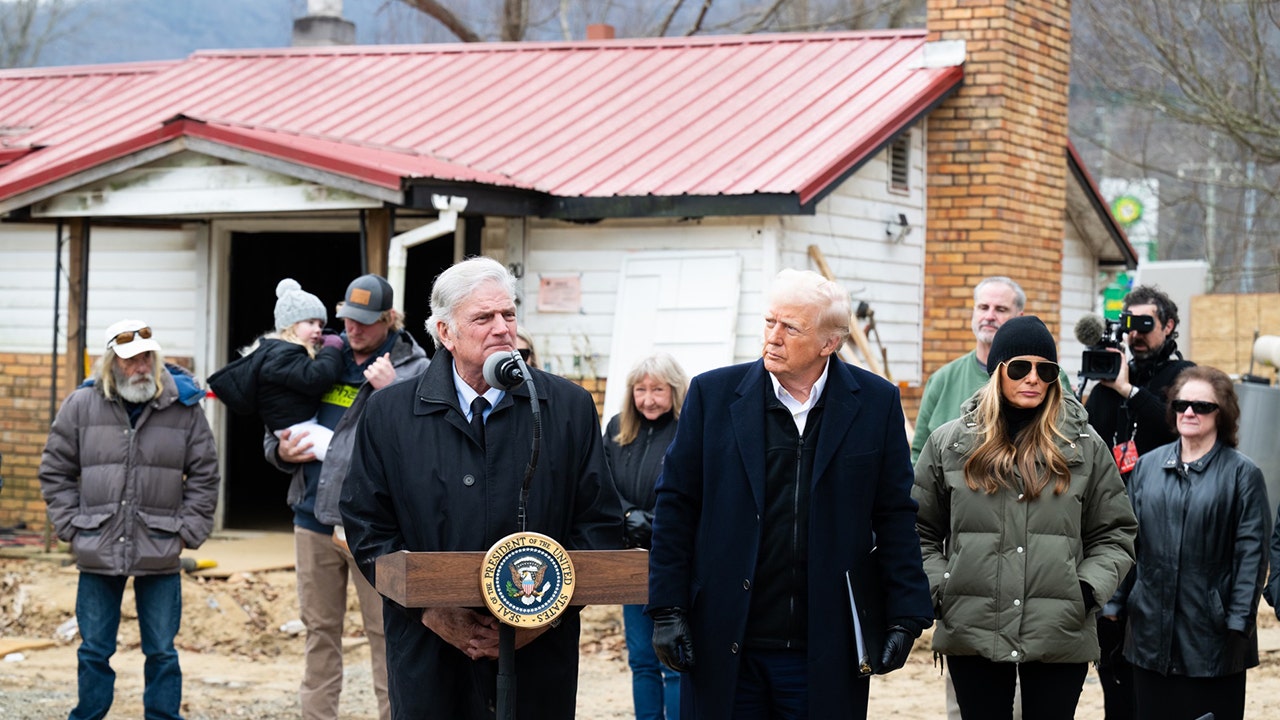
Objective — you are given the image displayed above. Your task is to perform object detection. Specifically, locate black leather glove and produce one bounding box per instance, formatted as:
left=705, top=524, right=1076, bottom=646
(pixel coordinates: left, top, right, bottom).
left=877, top=625, right=915, bottom=674
left=623, top=509, right=653, bottom=549
left=651, top=606, right=695, bottom=672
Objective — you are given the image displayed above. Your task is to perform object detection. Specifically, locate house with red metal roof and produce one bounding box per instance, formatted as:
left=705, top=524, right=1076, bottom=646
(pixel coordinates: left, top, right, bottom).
left=0, top=13, right=1134, bottom=529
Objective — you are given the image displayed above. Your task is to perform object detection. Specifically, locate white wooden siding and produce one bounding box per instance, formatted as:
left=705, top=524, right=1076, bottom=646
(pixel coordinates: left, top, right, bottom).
left=0, top=222, right=199, bottom=356
left=511, top=136, right=930, bottom=385
left=780, top=131, right=927, bottom=383
left=519, top=220, right=765, bottom=380
left=1059, top=222, right=1101, bottom=390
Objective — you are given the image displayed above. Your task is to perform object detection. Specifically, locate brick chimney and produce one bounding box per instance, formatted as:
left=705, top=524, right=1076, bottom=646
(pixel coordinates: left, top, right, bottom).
left=921, top=0, right=1072, bottom=368
left=586, top=24, right=616, bottom=40
left=292, top=0, right=356, bottom=47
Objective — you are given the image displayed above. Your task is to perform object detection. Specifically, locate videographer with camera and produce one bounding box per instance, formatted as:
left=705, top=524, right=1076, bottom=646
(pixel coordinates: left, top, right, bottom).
left=1078, top=284, right=1193, bottom=720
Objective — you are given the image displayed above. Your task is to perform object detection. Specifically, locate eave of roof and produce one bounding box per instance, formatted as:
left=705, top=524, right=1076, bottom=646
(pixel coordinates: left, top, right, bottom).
left=1067, top=141, right=1138, bottom=269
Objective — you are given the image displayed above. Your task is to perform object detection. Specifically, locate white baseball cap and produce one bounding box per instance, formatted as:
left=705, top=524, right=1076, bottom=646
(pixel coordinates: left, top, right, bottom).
left=105, top=319, right=162, bottom=359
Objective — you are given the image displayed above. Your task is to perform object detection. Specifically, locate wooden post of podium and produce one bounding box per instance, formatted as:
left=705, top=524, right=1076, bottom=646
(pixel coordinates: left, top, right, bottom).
left=376, top=548, right=650, bottom=719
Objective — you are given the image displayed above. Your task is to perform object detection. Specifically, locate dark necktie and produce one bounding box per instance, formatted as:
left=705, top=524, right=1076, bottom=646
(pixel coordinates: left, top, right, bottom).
left=470, top=396, right=489, bottom=446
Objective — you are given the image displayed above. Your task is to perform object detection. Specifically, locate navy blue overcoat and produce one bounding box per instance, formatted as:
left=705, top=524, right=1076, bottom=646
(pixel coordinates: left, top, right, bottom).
left=648, top=357, right=932, bottom=719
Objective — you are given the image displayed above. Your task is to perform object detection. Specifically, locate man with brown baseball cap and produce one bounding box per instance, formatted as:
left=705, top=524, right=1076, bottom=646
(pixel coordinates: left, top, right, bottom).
left=335, top=273, right=394, bottom=325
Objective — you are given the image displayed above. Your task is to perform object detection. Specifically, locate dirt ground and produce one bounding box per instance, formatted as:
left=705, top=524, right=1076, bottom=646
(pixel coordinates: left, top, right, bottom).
left=1, top=547, right=1279, bottom=719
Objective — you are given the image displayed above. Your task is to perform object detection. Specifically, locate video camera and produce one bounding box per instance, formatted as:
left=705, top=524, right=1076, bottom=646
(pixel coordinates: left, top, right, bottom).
left=1077, top=312, right=1156, bottom=381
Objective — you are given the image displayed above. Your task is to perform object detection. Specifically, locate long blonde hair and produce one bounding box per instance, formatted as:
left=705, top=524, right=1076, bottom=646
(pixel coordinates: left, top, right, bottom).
left=962, top=369, right=1072, bottom=500
left=239, top=324, right=316, bottom=359
left=614, top=353, right=690, bottom=446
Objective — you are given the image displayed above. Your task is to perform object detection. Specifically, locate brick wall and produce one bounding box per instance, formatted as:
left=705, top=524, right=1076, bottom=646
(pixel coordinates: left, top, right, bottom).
left=0, top=352, right=199, bottom=532
left=575, top=376, right=608, bottom=422
left=0, top=351, right=76, bottom=531
left=923, top=0, right=1071, bottom=379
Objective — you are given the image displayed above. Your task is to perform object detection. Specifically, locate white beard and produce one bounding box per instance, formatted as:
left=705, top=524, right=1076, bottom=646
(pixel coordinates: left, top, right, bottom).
left=114, top=367, right=157, bottom=404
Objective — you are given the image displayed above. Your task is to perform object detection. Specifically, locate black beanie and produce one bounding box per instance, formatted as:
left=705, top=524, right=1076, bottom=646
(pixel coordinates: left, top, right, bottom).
left=986, top=315, right=1058, bottom=374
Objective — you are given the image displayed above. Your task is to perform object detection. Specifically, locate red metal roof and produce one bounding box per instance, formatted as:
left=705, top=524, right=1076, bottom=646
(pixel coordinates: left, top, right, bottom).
left=0, top=32, right=962, bottom=211
left=0, top=61, right=174, bottom=167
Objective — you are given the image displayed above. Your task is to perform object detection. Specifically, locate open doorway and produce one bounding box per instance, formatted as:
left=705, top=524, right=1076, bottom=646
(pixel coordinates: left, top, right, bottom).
left=402, top=231, right=461, bottom=358
left=222, top=232, right=360, bottom=530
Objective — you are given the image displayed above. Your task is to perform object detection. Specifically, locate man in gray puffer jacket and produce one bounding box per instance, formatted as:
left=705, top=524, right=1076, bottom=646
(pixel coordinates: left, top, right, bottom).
left=39, top=319, right=219, bottom=720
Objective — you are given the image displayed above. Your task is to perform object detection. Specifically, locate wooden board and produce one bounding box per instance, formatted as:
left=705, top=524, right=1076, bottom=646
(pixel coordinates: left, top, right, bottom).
left=1190, top=293, right=1280, bottom=380
left=178, top=531, right=297, bottom=578
left=0, top=638, right=56, bottom=656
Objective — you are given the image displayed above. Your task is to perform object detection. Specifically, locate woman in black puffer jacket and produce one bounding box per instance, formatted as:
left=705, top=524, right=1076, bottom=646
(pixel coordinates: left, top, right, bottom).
left=604, top=352, right=689, bottom=720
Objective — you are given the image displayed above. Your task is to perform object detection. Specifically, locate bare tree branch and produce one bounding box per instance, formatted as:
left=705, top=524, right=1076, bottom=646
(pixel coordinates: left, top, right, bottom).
left=396, top=0, right=482, bottom=42
left=558, top=0, right=573, bottom=40
left=1073, top=0, right=1280, bottom=290
left=657, top=0, right=686, bottom=37
left=501, top=0, right=528, bottom=41
left=0, top=0, right=80, bottom=68
left=685, top=0, right=715, bottom=36
left=745, top=0, right=788, bottom=33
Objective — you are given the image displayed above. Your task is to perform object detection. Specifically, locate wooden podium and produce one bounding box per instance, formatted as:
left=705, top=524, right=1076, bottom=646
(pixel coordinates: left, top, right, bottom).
left=375, top=548, right=651, bottom=608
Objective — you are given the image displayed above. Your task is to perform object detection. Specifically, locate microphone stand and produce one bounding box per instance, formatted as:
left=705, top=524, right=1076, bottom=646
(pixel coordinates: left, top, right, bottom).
left=515, top=352, right=540, bottom=533
left=496, top=351, right=539, bottom=720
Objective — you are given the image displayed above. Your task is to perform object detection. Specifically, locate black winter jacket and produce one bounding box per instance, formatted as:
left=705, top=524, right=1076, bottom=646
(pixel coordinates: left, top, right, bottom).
left=1117, top=440, right=1271, bottom=677
left=208, top=338, right=342, bottom=430
left=603, top=411, right=677, bottom=513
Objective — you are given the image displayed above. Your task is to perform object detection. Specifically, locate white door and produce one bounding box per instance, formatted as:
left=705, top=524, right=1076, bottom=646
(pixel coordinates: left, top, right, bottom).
left=601, top=251, right=742, bottom=425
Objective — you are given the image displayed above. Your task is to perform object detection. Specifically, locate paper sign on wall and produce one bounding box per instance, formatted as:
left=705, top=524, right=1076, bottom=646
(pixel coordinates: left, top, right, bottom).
left=538, top=275, right=582, bottom=313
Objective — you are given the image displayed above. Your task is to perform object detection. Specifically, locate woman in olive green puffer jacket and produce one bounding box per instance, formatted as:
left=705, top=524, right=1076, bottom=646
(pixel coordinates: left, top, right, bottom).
left=912, top=316, right=1137, bottom=720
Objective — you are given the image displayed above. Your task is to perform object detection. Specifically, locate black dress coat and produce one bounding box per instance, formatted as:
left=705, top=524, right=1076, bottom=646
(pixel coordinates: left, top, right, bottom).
left=648, top=357, right=933, bottom=720
left=340, top=348, right=623, bottom=720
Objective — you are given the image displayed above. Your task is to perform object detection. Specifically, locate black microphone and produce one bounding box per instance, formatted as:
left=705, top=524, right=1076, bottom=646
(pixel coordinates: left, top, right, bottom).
left=483, top=350, right=526, bottom=390
left=1074, top=313, right=1106, bottom=347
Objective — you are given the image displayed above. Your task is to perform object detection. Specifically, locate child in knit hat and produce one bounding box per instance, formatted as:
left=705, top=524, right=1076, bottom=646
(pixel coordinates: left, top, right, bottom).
left=208, top=278, right=345, bottom=461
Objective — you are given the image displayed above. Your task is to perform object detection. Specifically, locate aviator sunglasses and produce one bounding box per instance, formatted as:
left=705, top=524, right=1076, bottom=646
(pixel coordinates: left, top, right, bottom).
left=1171, top=399, right=1219, bottom=415
left=109, top=326, right=152, bottom=347
left=1002, top=359, right=1060, bottom=384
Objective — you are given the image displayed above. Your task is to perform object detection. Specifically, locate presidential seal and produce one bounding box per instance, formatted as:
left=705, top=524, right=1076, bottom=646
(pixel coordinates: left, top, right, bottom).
left=480, top=532, right=575, bottom=628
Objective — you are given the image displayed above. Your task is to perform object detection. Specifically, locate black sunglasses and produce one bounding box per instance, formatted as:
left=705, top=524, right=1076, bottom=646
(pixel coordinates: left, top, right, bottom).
left=110, top=326, right=152, bottom=347
left=1171, top=400, right=1219, bottom=415
left=1003, top=360, right=1059, bottom=383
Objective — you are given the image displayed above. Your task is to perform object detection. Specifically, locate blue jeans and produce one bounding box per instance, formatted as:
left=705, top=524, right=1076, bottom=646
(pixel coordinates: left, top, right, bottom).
left=71, top=572, right=184, bottom=720
left=625, top=605, right=680, bottom=720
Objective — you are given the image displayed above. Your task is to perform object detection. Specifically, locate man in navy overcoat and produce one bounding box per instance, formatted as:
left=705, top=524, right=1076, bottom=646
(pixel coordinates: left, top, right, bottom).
left=648, top=268, right=933, bottom=719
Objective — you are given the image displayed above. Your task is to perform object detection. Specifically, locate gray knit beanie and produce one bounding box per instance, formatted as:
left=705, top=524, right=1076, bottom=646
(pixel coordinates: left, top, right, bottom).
left=273, top=278, right=327, bottom=331
left=986, top=315, right=1057, bottom=374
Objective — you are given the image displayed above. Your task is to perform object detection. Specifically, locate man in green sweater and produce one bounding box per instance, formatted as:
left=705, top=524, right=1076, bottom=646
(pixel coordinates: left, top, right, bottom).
left=911, top=276, right=1025, bottom=463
